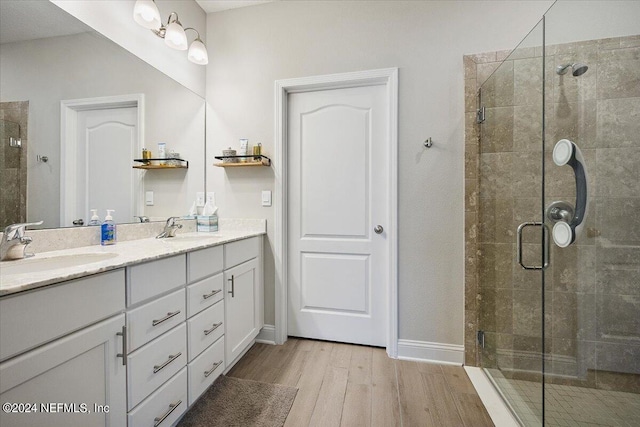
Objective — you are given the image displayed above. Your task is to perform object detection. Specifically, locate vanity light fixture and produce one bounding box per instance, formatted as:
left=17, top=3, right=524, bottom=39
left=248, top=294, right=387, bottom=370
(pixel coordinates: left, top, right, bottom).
left=133, top=0, right=209, bottom=65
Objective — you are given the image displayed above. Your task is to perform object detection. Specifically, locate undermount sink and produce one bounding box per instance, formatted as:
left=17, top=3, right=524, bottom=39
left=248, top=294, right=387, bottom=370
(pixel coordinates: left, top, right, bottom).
left=0, top=253, right=119, bottom=275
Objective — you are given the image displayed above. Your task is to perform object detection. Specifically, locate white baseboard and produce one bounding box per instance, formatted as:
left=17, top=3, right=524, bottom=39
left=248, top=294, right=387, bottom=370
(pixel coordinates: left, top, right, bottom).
left=464, top=367, right=520, bottom=427
left=396, top=339, right=464, bottom=365
left=255, top=324, right=276, bottom=345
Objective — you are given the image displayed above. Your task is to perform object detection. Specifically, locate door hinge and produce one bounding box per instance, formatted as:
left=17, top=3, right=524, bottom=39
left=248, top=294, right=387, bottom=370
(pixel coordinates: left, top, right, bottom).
left=476, top=88, right=486, bottom=124
left=477, top=330, right=485, bottom=348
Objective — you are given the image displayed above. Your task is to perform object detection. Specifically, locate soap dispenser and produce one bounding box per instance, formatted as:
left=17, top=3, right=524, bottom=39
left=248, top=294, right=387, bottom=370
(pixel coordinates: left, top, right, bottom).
left=88, top=209, right=100, bottom=226
left=101, top=209, right=116, bottom=246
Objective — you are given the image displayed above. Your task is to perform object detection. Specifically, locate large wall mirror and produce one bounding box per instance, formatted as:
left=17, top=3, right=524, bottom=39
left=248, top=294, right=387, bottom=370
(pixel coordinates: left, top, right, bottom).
left=0, top=0, right=205, bottom=229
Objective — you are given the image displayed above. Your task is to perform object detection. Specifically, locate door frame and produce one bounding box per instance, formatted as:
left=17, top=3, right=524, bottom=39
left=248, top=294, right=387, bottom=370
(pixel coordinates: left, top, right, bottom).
left=274, top=68, right=399, bottom=357
left=60, top=94, right=144, bottom=226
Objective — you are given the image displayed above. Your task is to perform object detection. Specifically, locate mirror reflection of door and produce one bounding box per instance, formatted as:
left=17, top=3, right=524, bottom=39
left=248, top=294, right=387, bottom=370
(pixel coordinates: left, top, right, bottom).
left=65, top=107, right=138, bottom=226
left=61, top=95, right=143, bottom=227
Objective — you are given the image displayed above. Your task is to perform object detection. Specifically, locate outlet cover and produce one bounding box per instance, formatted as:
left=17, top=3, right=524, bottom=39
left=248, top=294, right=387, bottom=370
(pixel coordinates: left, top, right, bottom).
left=207, top=192, right=216, bottom=205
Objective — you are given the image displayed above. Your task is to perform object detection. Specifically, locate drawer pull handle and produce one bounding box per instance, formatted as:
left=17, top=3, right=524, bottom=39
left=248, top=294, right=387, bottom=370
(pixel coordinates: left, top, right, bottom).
left=154, top=399, right=182, bottom=427
left=152, top=310, right=181, bottom=326
left=153, top=352, right=182, bottom=374
left=116, top=326, right=127, bottom=366
left=204, top=322, right=223, bottom=336
left=228, top=275, right=235, bottom=298
left=203, top=289, right=222, bottom=300
left=204, top=360, right=224, bottom=378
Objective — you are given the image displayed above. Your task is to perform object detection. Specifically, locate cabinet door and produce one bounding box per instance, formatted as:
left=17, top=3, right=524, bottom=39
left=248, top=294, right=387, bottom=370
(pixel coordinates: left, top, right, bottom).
left=0, top=314, right=126, bottom=427
left=224, top=258, right=259, bottom=365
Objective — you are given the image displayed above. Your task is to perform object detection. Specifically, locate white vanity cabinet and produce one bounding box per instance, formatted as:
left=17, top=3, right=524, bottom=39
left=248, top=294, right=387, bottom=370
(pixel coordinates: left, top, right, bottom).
left=185, top=245, right=226, bottom=406
left=125, top=255, right=188, bottom=426
left=224, top=237, right=263, bottom=367
left=0, top=270, right=127, bottom=427
left=0, top=232, right=264, bottom=427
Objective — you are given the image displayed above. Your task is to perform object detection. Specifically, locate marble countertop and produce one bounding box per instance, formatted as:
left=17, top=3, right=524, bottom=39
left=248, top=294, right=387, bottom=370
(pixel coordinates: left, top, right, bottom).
left=0, top=229, right=265, bottom=297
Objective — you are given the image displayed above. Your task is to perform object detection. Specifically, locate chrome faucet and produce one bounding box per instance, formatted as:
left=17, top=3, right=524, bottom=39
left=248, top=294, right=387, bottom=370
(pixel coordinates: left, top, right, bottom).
left=156, top=217, right=182, bottom=239
left=135, top=216, right=150, bottom=223
left=1, top=221, right=44, bottom=261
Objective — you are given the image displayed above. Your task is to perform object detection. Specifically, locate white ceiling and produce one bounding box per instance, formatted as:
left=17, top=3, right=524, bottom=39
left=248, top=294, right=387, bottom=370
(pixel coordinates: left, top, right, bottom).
left=196, top=0, right=274, bottom=14
left=0, top=0, right=92, bottom=45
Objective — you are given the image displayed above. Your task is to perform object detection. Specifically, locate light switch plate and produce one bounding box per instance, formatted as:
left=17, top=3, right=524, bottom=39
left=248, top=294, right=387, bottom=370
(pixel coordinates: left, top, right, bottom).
left=206, top=192, right=216, bottom=204
left=262, top=190, right=272, bottom=207
left=145, top=191, right=154, bottom=206
left=196, top=192, right=205, bottom=207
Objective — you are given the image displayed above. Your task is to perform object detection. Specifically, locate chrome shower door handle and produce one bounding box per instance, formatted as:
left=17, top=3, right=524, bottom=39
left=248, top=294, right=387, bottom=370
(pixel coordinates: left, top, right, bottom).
left=517, top=222, right=550, bottom=270
left=550, top=139, right=589, bottom=247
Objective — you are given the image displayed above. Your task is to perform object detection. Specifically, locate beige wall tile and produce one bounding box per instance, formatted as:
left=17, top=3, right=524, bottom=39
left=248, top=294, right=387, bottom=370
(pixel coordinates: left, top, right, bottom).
left=597, top=47, right=640, bottom=99
left=596, top=97, right=640, bottom=147
left=595, top=148, right=640, bottom=197
left=514, top=57, right=543, bottom=106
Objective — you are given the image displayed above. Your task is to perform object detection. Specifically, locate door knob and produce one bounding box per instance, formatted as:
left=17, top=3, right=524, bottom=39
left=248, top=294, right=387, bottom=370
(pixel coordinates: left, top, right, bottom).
left=374, top=225, right=384, bottom=234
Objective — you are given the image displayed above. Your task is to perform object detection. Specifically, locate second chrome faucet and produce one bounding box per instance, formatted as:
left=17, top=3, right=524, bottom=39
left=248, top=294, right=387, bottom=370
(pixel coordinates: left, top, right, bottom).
left=156, top=217, right=182, bottom=239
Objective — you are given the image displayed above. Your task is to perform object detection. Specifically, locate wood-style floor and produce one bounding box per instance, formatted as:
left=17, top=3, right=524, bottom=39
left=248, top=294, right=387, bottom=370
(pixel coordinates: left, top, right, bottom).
left=227, top=337, right=494, bottom=427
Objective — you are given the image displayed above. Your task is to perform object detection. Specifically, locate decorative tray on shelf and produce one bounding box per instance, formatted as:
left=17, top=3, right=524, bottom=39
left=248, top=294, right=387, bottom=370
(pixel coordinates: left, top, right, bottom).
left=213, top=154, right=271, bottom=167
left=132, top=158, right=189, bottom=169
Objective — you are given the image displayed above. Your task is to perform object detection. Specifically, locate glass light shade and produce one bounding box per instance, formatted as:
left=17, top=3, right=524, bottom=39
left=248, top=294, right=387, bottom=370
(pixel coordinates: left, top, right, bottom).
left=188, top=39, right=209, bottom=65
left=164, top=21, right=188, bottom=50
left=133, top=0, right=161, bottom=30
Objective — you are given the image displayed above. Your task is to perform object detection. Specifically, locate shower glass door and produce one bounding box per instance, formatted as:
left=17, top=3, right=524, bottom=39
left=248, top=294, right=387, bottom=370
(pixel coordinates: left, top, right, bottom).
left=541, top=1, right=640, bottom=425
left=477, top=1, right=640, bottom=425
left=477, top=19, right=547, bottom=426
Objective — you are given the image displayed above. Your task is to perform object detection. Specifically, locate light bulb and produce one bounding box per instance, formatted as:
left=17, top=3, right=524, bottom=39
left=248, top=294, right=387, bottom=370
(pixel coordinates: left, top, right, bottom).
left=188, top=39, right=209, bottom=65
left=133, top=0, right=161, bottom=30
left=164, top=21, right=188, bottom=50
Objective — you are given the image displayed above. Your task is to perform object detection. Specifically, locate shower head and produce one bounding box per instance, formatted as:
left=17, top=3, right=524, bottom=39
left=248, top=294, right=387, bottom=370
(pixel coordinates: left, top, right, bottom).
left=556, top=63, right=589, bottom=76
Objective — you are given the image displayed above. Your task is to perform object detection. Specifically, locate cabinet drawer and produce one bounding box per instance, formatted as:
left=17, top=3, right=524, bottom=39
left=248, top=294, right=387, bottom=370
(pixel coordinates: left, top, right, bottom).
left=188, top=336, right=225, bottom=406
left=187, top=273, right=223, bottom=317
left=188, top=245, right=223, bottom=283
left=0, top=269, right=125, bottom=362
left=224, top=236, right=259, bottom=269
left=127, top=255, right=186, bottom=306
left=127, top=323, right=187, bottom=410
left=187, top=300, right=224, bottom=361
left=127, top=289, right=186, bottom=352
left=128, top=367, right=187, bottom=427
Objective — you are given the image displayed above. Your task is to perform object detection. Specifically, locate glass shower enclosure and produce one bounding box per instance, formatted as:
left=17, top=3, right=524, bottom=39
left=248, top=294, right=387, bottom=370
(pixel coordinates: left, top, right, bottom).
left=471, top=1, right=640, bottom=425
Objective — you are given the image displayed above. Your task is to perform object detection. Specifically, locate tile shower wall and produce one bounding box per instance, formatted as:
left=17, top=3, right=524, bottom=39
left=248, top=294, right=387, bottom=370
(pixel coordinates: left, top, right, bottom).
left=465, top=34, right=640, bottom=393
left=0, top=101, right=28, bottom=228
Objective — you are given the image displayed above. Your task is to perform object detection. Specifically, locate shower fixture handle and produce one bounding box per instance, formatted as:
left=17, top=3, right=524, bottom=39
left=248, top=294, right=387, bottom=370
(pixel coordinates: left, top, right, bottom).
left=546, top=139, right=589, bottom=248
left=546, top=201, right=574, bottom=223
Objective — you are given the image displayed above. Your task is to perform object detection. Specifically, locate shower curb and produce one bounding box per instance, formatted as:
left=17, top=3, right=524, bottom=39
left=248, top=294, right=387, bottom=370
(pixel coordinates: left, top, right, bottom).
left=464, top=366, right=520, bottom=427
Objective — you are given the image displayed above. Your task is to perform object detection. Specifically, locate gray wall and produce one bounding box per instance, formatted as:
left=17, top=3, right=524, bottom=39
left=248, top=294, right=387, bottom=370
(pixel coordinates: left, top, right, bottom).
left=205, top=1, right=554, bottom=347
left=51, top=0, right=207, bottom=97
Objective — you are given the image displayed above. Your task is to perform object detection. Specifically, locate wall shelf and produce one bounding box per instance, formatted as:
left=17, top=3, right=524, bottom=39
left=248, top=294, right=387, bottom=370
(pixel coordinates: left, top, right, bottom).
left=213, top=154, right=271, bottom=167
left=132, top=158, right=188, bottom=169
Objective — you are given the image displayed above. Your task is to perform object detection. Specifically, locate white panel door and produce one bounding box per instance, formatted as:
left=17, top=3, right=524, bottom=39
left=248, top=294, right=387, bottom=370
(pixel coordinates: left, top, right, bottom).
left=287, top=84, right=389, bottom=347
left=73, top=107, right=137, bottom=225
